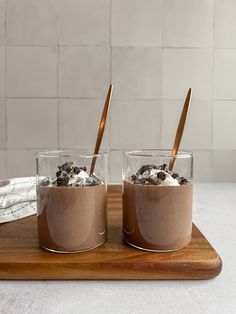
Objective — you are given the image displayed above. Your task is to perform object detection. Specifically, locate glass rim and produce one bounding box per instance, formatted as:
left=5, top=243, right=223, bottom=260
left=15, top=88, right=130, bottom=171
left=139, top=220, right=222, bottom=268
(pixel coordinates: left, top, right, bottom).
left=35, top=150, right=107, bottom=158
left=123, top=149, right=193, bottom=159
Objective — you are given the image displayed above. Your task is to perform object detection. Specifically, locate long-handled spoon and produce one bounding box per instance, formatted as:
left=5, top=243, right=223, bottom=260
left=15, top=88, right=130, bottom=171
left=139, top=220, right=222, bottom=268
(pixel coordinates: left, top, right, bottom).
left=168, top=88, right=192, bottom=171
left=90, top=84, right=113, bottom=175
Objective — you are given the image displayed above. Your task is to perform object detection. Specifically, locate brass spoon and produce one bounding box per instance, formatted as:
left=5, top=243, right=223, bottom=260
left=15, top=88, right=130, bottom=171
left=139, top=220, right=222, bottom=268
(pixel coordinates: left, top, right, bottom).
left=90, top=84, right=113, bottom=175
left=168, top=88, right=192, bottom=171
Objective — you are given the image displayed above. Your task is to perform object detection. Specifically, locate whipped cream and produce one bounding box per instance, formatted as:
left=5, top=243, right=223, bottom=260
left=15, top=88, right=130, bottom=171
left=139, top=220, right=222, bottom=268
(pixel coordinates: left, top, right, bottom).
left=65, top=170, right=89, bottom=186
left=139, top=169, right=179, bottom=186
left=131, top=164, right=188, bottom=186
left=40, top=162, right=101, bottom=187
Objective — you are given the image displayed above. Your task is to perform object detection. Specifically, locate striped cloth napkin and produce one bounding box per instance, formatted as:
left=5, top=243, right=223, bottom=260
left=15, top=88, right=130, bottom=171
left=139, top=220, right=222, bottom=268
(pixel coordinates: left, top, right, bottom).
left=0, top=177, right=37, bottom=223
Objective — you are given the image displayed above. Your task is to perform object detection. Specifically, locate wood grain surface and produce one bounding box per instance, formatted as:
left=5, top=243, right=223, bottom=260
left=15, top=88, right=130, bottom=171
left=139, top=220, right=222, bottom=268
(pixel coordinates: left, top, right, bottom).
left=0, top=185, right=222, bottom=280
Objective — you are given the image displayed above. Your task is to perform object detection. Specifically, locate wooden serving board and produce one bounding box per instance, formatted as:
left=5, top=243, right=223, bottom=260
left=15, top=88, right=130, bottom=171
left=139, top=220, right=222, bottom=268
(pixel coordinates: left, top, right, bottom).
left=0, top=186, right=222, bottom=280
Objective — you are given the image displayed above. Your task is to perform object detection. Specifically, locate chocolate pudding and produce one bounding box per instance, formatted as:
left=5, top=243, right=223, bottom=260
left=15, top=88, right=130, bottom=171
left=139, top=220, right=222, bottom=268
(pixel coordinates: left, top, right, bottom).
left=37, top=185, right=106, bottom=252
left=123, top=164, right=192, bottom=252
left=36, top=162, right=107, bottom=253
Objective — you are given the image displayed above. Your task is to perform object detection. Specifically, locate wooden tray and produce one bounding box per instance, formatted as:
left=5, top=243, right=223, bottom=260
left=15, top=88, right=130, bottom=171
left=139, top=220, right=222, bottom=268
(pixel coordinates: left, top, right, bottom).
left=0, top=186, right=222, bottom=280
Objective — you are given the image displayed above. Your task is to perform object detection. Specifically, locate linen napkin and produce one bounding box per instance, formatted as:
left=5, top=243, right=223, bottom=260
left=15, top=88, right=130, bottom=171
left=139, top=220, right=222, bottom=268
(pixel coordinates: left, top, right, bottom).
left=0, top=177, right=37, bottom=223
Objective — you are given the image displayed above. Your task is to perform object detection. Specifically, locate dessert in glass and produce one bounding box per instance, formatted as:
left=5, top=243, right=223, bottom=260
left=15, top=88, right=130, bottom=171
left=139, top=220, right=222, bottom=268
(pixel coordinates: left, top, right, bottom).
left=122, top=150, right=193, bottom=252
left=36, top=150, right=107, bottom=253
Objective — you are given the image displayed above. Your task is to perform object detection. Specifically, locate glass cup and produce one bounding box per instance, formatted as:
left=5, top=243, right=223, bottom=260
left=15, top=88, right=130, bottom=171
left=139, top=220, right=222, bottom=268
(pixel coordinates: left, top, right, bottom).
left=122, top=149, right=193, bottom=252
left=35, top=150, right=107, bottom=253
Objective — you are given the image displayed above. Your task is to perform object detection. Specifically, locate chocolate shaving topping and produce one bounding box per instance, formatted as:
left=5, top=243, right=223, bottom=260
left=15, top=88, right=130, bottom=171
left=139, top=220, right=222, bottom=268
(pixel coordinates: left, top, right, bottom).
left=131, top=163, right=189, bottom=185
left=57, top=175, right=69, bottom=186
left=138, top=164, right=157, bottom=175
left=172, top=173, right=179, bottom=179
left=148, top=177, right=160, bottom=185
left=177, top=177, right=188, bottom=185
left=73, top=166, right=80, bottom=175
left=85, top=175, right=101, bottom=186
left=135, top=178, right=147, bottom=184
left=160, top=163, right=167, bottom=171
left=56, top=170, right=61, bottom=177
left=157, top=171, right=166, bottom=180
left=46, top=162, right=101, bottom=187
left=40, top=178, right=50, bottom=186
left=58, top=161, right=73, bottom=173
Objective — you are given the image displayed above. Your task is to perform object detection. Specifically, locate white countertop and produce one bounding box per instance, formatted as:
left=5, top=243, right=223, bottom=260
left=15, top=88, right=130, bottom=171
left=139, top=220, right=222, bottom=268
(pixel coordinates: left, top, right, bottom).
left=0, top=184, right=235, bottom=314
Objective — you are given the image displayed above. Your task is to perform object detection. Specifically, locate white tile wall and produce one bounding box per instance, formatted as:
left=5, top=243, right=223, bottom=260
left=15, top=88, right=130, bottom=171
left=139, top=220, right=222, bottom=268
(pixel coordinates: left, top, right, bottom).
left=161, top=100, right=212, bottom=150
left=0, top=99, right=6, bottom=148
left=7, top=0, right=58, bottom=46
left=163, top=49, right=213, bottom=99
left=59, top=47, right=110, bottom=98
left=112, top=0, right=162, bottom=47
left=6, top=149, right=40, bottom=178
left=0, top=0, right=235, bottom=182
left=109, top=150, right=123, bottom=183
left=7, top=99, right=58, bottom=148
left=213, top=101, right=236, bottom=150
left=112, top=48, right=162, bottom=99
left=58, top=0, right=110, bottom=46
left=0, top=0, right=5, bottom=46
left=214, top=49, right=236, bottom=99
left=59, top=98, right=109, bottom=149
left=215, top=0, right=236, bottom=48
left=111, top=100, right=162, bottom=149
left=212, top=150, right=236, bottom=182
left=7, top=47, right=57, bottom=97
left=163, top=0, right=213, bottom=48
left=0, top=47, right=5, bottom=97
left=0, top=150, right=5, bottom=179
left=193, top=150, right=212, bottom=182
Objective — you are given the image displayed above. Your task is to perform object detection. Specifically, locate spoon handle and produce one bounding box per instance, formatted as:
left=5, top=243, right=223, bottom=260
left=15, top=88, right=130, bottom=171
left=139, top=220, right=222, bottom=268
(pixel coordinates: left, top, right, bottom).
left=169, top=88, right=192, bottom=171
left=90, top=84, right=113, bottom=175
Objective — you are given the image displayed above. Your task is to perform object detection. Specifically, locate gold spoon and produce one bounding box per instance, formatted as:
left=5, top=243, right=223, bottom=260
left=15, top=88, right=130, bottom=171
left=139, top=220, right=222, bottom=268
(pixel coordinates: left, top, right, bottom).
left=168, top=88, right=192, bottom=171
left=90, top=84, right=113, bottom=175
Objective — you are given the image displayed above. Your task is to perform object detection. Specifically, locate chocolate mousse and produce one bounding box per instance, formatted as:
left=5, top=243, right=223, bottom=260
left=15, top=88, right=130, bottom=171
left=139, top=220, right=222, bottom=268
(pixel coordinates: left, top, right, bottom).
left=123, top=164, right=192, bottom=252
left=37, top=162, right=107, bottom=253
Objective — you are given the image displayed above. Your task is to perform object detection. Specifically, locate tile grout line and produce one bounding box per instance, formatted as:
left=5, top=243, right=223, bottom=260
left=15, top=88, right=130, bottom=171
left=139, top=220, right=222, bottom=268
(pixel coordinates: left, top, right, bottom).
left=56, top=5, right=60, bottom=151
left=6, top=148, right=236, bottom=152
left=57, top=48, right=60, bottom=150
left=57, top=47, right=60, bottom=149
left=5, top=96, right=236, bottom=101
left=160, top=0, right=164, bottom=149
left=6, top=44, right=232, bottom=49
left=4, top=0, right=7, bottom=177
left=211, top=0, right=216, bottom=181
left=109, top=0, right=112, bottom=182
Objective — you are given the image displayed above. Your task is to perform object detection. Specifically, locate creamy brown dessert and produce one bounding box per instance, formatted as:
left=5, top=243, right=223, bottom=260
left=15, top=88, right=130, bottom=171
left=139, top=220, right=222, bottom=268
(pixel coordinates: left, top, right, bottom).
left=123, top=164, right=192, bottom=251
left=37, top=162, right=107, bottom=253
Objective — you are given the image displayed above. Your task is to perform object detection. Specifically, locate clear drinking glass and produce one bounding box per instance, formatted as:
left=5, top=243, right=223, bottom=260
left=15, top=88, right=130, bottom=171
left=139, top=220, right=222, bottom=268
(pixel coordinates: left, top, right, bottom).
left=122, top=149, right=193, bottom=252
left=35, top=150, right=107, bottom=253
